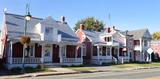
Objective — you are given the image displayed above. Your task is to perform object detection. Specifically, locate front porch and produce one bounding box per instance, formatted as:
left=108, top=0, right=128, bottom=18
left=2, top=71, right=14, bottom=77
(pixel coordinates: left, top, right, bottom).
left=6, top=42, right=83, bottom=69
left=92, top=45, right=129, bottom=65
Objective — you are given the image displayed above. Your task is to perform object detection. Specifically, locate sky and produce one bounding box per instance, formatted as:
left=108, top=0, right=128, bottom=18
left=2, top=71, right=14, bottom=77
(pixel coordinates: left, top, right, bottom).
left=0, top=0, right=160, bottom=33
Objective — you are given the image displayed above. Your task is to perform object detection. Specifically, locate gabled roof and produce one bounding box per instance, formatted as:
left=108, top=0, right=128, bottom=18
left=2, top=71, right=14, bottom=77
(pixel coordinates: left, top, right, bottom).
left=128, top=28, right=150, bottom=40
left=82, top=30, right=101, bottom=43
left=4, top=12, right=78, bottom=42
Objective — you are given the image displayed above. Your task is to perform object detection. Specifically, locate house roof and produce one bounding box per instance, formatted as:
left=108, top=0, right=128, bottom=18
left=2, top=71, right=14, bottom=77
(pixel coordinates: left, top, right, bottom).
left=128, top=28, right=149, bottom=40
left=82, top=30, right=101, bottom=43
left=4, top=12, right=78, bottom=42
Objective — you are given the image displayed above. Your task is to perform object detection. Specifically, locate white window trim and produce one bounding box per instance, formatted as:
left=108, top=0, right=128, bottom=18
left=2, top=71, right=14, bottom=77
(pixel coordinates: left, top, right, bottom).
left=45, top=27, right=53, bottom=34
left=44, top=44, right=52, bottom=58
left=29, top=44, right=35, bottom=57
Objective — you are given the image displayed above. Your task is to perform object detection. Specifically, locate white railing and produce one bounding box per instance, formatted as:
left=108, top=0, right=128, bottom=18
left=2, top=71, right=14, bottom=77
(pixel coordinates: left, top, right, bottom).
left=12, top=58, right=42, bottom=64
left=92, top=56, right=112, bottom=60
left=62, top=58, right=83, bottom=63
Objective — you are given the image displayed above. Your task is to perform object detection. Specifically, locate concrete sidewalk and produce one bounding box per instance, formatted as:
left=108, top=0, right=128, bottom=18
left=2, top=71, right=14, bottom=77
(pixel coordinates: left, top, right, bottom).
left=0, top=66, right=159, bottom=79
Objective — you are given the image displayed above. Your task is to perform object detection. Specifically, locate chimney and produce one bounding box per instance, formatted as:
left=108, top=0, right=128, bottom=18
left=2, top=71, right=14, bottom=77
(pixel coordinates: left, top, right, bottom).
left=60, top=16, right=65, bottom=23
left=80, top=24, right=85, bottom=30
left=113, top=26, right=115, bottom=29
left=104, top=27, right=111, bottom=33
left=108, top=27, right=111, bottom=33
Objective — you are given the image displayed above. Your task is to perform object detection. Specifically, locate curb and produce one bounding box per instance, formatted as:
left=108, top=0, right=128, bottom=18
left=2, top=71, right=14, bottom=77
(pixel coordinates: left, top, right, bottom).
left=2, top=67, right=160, bottom=78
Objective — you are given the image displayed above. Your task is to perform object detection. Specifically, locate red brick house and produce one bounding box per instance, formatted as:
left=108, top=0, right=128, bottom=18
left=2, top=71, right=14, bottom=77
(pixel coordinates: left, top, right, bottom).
left=0, top=12, right=83, bottom=69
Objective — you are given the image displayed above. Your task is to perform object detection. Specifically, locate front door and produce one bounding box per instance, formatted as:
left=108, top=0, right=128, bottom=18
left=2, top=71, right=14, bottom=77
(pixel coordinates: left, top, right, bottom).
left=44, top=45, right=52, bottom=63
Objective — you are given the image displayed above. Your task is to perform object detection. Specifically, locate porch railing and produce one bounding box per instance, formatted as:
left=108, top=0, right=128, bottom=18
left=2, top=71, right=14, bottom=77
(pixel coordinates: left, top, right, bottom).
left=12, top=58, right=41, bottom=64
left=62, top=58, right=83, bottom=63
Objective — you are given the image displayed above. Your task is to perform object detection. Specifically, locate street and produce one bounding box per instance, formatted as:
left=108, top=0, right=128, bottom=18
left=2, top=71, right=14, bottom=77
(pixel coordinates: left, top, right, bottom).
left=24, top=68, right=160, bottom=79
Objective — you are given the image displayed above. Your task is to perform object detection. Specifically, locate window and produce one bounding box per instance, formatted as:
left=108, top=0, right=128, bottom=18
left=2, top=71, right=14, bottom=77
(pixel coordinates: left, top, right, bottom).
left=119, top=48, right=128, bottom=56
left=45, top=27, right=53, bottom=34
left=108, top=37, right=112, bottom=42
left=104, top=37, right=112, bottom=42
left=102, top=46, right=106, bottom=56
left=104, top=37, right=107, bottom=41
left=134, top=40, right=140, bottom=45
left=106, top=47, right=110, bottom=56
left=29, top=45, right=34, bottom=57
left=44, top=45, right=51, bottom=57
left=25, top=45, right=35, bottom=57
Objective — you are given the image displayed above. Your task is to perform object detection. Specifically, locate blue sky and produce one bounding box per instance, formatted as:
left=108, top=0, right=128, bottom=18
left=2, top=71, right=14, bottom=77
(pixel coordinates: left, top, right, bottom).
left=0, top=0, right=160, bottom=33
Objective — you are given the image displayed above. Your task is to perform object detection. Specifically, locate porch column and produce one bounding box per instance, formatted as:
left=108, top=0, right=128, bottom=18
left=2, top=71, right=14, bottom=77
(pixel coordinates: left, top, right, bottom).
left=41, top=44, right=44, bottom=63
left=127, top=48, right=130, bottom=60
left=81, top=45, right=83, bottom=59
left=97, top=46, right=100, bottom=62
left=117, top=47, right=119, bottom=58
left=59, top=45, right=63, bottom=63
left=110, top=47, right=112, bottom=57
left=9, top=41, right=13, bottom=64
left=105, top=46, right=107, bottom=57
left=139, top=38, right=142, bottom=61
left=75, top=46, right=78, bottom=62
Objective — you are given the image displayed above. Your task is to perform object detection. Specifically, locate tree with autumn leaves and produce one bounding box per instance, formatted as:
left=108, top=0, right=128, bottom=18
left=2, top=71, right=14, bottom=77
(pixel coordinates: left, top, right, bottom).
left=152, top=32, right=160, bottom=40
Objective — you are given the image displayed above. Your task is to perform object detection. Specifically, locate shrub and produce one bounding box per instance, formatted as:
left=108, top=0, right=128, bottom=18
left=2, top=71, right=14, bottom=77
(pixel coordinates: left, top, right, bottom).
left=24, top=66, right=34, bottom=73
left=10, top=67, right=22, bottom=74
left=36, top=64, right=44, bottom=70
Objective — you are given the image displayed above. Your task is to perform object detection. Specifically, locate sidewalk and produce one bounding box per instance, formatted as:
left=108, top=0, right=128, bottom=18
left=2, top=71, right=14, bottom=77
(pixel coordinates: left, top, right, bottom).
left=0, top=66, right=159, bottom=79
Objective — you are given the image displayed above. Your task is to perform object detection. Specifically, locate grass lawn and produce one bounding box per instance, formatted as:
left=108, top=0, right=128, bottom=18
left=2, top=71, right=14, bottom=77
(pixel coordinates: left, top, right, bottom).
left=9, top=66, right=56, bottom=75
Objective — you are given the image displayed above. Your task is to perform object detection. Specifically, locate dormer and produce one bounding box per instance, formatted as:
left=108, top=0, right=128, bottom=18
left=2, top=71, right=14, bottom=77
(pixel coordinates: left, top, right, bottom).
left=34, top=16, right=60, bottom=41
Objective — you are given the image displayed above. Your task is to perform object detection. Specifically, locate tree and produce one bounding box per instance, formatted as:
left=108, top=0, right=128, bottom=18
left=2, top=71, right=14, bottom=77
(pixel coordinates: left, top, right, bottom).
left=152, top=32, right=160, bottom=40
left=74, top=17, right=105, bottom=31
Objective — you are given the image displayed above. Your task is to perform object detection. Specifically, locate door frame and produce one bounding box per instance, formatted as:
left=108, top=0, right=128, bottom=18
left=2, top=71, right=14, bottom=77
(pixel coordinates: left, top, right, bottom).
left=43, top=44, right=53, bottom=63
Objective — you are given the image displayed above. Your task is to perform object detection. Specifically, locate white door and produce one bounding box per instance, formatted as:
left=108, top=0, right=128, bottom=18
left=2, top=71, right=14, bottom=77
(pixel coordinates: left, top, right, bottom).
left=44, top=45, right=52, bottom=63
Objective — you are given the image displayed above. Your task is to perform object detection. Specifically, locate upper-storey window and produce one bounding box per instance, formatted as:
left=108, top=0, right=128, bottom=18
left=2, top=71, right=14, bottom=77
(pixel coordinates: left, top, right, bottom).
left=134, top=40, right=140, bottom=45
left=104, top=37, right=112, bottom=42
left=45, top=27, right=53, bottom=34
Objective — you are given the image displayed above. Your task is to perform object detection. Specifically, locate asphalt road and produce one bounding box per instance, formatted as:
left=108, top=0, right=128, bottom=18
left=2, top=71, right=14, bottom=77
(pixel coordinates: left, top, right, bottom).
left=30, top=68, right=160, bottom=79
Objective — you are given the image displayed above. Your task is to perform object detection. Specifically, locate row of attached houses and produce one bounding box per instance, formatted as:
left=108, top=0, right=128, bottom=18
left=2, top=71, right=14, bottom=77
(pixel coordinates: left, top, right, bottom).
left=75, top=25, right=152, bottom=65
left=0, top=12, right=152, bottom=69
